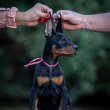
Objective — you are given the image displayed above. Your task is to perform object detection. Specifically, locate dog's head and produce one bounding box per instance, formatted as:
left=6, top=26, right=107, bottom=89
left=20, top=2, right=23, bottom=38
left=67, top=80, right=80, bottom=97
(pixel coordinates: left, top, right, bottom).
left=45, top=17, right=78, bottom=58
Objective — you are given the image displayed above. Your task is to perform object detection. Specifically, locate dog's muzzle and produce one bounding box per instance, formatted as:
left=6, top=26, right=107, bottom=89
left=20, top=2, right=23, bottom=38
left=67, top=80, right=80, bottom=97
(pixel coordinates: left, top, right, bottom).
left=52, top=45, right=78, bottom=56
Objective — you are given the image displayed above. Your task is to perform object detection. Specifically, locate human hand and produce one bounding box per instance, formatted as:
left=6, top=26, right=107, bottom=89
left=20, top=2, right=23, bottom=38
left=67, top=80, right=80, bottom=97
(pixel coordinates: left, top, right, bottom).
left=16, top=3, right=52, bottom=26
left=53, top=10, right=85, bottom=30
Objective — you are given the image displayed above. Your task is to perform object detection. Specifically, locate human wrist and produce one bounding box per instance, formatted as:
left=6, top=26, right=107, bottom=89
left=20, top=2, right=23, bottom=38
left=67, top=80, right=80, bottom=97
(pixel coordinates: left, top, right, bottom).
left=80, top=14, right=91, bottom=30
left=70, top=12, right=88, bottom=30
left=78, top=14, right=88, bottom=30
left=15, top=11, right=28, bottom=26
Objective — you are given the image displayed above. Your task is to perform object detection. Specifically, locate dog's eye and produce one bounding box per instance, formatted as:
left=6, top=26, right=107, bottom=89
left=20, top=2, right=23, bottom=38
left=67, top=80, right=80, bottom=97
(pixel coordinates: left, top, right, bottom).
left=62, top=37, right=65, bottom=42
left=59, top=38, right=65, bottom=44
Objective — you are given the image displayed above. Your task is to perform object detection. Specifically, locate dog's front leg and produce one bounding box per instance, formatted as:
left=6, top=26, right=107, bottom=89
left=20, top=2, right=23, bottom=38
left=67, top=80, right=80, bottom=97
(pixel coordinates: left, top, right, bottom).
left=35, top=97, right=38, bottom=110
left=67, top=107, right=72, bottom=110
left=30, top=80, right=38, bottom=110
left=60, top=80, right=72, bottom=110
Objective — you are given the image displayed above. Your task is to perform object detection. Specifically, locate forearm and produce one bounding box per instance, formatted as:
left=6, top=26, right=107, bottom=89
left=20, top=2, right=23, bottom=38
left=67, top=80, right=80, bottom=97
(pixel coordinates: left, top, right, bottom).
left=82, top=12, right=110, bottom=32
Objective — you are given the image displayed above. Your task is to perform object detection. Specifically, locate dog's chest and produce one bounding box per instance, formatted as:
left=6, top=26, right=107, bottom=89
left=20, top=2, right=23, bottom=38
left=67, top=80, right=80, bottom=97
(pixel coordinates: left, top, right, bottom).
left=34, top=62, right=64, bottom=87
left=35, top=63, right=63, bottom=109
left=37, top=79, right=62, bottom=110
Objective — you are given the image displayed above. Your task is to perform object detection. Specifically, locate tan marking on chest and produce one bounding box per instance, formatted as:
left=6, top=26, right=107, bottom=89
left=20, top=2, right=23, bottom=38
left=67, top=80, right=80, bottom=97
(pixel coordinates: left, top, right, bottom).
left=37, top=77, right=49, bottom=86
left=51, top=76, right=63, bottom=85
left=37, top=76, right=63, bottom=86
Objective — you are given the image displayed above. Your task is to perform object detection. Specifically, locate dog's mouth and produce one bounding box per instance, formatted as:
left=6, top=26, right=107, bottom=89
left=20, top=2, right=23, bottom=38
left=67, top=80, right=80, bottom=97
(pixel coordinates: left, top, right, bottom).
left=52, top=45, right=78, bottom=57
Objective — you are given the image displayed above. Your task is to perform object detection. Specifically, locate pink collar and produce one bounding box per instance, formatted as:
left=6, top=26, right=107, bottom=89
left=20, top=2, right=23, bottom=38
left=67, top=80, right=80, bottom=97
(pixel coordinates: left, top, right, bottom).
left=24, top=57, right=58, bottom=68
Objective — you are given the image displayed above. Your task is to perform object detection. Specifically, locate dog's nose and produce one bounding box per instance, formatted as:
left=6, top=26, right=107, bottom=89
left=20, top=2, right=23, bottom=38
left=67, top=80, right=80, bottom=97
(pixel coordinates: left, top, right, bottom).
left=73, top=44, right=78, bottom=51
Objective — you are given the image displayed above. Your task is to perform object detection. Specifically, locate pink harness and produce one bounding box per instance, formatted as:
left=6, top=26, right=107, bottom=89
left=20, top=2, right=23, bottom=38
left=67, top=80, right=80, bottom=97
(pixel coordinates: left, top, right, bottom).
left=24, top=57, right=58, bottom=68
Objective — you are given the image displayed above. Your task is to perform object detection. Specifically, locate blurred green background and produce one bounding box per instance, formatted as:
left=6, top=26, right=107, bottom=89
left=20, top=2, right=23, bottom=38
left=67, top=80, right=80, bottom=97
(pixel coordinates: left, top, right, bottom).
left=0, top=0, right=110, bottom=110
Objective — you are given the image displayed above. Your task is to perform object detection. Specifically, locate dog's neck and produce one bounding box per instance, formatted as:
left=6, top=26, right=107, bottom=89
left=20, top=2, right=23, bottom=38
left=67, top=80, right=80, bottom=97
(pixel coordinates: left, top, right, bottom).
left=42, top=43, right=58, bottom=65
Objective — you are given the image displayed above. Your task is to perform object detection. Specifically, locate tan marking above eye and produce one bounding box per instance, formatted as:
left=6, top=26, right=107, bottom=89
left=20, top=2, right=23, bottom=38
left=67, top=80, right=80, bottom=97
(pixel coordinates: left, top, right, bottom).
left=37, top=77, right=49, bottom=86
left=51, top=76, right=63, bottom=85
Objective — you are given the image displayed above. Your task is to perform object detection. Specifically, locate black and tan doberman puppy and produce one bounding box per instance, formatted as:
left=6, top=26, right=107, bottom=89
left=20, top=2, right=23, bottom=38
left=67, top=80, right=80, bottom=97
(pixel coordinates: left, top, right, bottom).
left=26, top=17, right=78, bottom=110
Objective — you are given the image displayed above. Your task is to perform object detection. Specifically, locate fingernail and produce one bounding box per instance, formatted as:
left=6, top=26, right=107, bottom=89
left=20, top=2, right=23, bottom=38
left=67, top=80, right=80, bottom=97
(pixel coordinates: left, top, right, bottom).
left=46, top=13, right=50, bottom=18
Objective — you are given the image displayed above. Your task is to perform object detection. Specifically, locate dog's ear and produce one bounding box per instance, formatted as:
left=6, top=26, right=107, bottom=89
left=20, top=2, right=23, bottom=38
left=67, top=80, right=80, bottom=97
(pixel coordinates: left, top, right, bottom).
left=56, top=16, right=63, bottom=33
left=52, top=28, right=55, bottom=34
left=45, top=19, right=54, bottom=38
